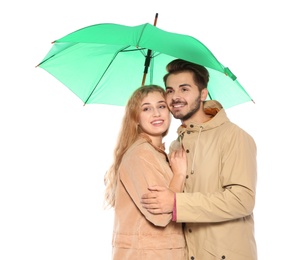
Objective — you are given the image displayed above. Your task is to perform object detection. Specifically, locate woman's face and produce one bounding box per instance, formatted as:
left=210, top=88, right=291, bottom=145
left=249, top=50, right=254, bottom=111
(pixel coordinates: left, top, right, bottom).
left=138, top=91, right=171, bottom=139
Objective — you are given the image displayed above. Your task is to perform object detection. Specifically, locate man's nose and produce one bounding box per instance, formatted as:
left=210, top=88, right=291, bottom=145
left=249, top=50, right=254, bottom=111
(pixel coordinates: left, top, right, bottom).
left=171, top=90, right=181, bottom=101
left=172, top=93, right=181, bottom=101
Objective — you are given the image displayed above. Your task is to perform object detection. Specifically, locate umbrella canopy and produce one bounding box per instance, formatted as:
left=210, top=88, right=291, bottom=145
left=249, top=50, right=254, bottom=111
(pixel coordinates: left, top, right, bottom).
left=37, top=22, right=253, bottom=108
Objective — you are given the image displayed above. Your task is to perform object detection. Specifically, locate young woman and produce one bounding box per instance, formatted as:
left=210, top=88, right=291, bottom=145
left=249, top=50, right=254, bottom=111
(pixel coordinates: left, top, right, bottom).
left=104, top=85, right=187, bottom=259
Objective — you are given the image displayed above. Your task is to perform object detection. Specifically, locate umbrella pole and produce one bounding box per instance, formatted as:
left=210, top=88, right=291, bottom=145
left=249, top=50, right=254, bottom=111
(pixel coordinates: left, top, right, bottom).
left=141, top=13, right=158, bottom=86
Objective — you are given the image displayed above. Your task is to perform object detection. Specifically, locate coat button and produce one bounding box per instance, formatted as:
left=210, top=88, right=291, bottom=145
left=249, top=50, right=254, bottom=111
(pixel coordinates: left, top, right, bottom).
left=187, top=131, right=191, bottom=134
left=221, top=256, right=226, bottom=259
left=186, top=175, right=189, bottom=179
left=190, top=257, right=195, bottom=260
left=188, top=228, right=192, bottom=233
left=186, top=149, right=189, bottom=153
left=190, top=124, right=194, bottom=128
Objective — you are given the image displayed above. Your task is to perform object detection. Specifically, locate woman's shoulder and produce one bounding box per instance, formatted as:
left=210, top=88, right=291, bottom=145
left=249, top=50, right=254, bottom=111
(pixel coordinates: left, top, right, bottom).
left=124, top=138, right=154, bottom=158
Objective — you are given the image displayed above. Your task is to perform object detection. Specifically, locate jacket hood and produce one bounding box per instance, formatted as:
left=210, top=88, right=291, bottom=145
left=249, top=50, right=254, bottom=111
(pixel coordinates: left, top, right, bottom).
left=177, top=100, right=229, bottom=135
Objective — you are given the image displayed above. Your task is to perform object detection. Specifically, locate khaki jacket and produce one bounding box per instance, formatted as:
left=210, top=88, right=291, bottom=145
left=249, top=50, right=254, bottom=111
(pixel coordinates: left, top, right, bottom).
left=112, top=135, right=186, bottom=260
left=174, top=101, right=257, bottom=260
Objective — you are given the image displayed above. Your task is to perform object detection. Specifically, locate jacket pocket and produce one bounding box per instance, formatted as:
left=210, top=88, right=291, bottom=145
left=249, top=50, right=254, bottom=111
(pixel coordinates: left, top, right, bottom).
left=202, top=239, right=252, bottom=260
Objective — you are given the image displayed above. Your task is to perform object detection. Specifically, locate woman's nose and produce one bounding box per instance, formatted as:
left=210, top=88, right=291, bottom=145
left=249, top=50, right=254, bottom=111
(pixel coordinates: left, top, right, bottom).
left=153, top=108, right=161, bottom=116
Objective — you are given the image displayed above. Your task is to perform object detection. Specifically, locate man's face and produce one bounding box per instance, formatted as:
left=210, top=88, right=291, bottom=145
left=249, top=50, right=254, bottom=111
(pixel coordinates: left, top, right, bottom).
left=165, top=71, right=206, bottom=122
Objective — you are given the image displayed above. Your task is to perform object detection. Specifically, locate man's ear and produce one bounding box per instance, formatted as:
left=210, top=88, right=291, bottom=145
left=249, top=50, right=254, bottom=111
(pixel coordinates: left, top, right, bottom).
left=201, top=88, right=208, bottom=101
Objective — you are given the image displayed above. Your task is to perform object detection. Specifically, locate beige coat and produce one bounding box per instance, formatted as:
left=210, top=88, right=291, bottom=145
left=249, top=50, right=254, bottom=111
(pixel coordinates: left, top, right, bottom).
left=112, top=135, right=186, bottom=260
left=174, top=101, right=257, bottom=260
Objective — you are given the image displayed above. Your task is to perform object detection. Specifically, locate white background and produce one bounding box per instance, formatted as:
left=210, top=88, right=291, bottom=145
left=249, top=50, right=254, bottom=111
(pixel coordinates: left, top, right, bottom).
left=1, top=0, right=295, bottom=259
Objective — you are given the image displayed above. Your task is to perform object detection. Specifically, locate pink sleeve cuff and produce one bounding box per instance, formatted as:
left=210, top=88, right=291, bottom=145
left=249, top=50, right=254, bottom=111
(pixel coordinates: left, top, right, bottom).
left=172, top=193, right=177, bottom=221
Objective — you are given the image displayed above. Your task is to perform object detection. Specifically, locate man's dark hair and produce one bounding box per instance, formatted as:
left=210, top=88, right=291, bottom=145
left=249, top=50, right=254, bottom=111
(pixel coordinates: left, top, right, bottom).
left=163, top=59, right=209, bottom=92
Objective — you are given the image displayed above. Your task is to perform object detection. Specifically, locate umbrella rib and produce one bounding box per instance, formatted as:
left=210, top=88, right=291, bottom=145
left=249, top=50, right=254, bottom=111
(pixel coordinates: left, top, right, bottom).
left=208, top=92, right=213, bottom=100
left=36, top=42, right=78, bottom=67
left=122, top=47, right=146, bottom=52
left=137, top=23, right=149, bottom=47
left=83, top=46, right=131, bottom=105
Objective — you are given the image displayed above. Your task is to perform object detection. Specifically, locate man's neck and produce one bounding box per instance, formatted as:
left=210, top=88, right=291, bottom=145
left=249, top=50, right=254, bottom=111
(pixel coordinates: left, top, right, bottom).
left=182, top=110, right=213, bottom=125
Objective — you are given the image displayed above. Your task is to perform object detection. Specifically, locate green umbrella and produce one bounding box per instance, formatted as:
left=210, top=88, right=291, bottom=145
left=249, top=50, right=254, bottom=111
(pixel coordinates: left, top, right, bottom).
left=37, top=20, right=253, bottom=108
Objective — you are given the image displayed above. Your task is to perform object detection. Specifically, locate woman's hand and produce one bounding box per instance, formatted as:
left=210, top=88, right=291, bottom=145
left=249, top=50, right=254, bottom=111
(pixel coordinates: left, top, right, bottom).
left=168, top=146, right=187, bottom=192
left=169, top=146, right=187, bottom=178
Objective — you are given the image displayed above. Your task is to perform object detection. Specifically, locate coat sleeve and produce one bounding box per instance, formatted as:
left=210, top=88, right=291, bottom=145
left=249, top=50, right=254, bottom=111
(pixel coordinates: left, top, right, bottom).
left=120, top=145, right=173, bottom=227
left=176, top=126, right=257, bottom=223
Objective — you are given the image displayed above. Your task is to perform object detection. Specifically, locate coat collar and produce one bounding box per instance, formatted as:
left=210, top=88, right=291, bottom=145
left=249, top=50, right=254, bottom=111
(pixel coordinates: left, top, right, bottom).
left=177, top=100, right=229, bottom=135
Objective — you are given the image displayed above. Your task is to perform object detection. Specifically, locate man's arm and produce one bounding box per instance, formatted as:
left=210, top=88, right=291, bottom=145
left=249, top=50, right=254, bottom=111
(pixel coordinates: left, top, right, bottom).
left=141, top=186, right=175, bottom=214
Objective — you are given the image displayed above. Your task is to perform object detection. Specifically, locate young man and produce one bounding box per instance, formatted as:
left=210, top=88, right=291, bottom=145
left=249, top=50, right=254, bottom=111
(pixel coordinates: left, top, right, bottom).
left=141, top=59, right=257, bottom=260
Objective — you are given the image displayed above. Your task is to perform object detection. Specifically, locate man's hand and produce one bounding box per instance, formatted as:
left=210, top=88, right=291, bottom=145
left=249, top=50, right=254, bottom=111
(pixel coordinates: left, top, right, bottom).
left=141, top=186, right=175, bottom=214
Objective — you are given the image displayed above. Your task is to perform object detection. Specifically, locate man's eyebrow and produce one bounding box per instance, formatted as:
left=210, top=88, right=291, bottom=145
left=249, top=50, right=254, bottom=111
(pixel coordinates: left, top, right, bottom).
left=166, top=83, right=192, bottom=89
left=179, top=83, right=192, bottom=87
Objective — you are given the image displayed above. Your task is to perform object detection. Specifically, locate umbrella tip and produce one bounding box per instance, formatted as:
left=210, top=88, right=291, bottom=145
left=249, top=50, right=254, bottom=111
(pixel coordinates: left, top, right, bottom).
left=154, top=13, right=158, bottom=26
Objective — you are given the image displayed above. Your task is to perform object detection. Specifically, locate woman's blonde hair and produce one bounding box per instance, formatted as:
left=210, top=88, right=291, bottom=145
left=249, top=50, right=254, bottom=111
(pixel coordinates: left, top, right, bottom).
left=104, top=85, right=167, bottom=208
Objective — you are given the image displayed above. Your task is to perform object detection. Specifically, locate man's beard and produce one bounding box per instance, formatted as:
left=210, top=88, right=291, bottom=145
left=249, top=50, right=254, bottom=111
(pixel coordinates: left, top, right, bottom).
left=172, top=95, right=202, bottom=121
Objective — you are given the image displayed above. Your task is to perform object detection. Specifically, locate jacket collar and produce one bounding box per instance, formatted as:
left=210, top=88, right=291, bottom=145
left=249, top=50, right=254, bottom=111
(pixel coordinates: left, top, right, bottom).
left=138, top=133, right=166, bottom=153
left=177, top=100, right=229, bottom=135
